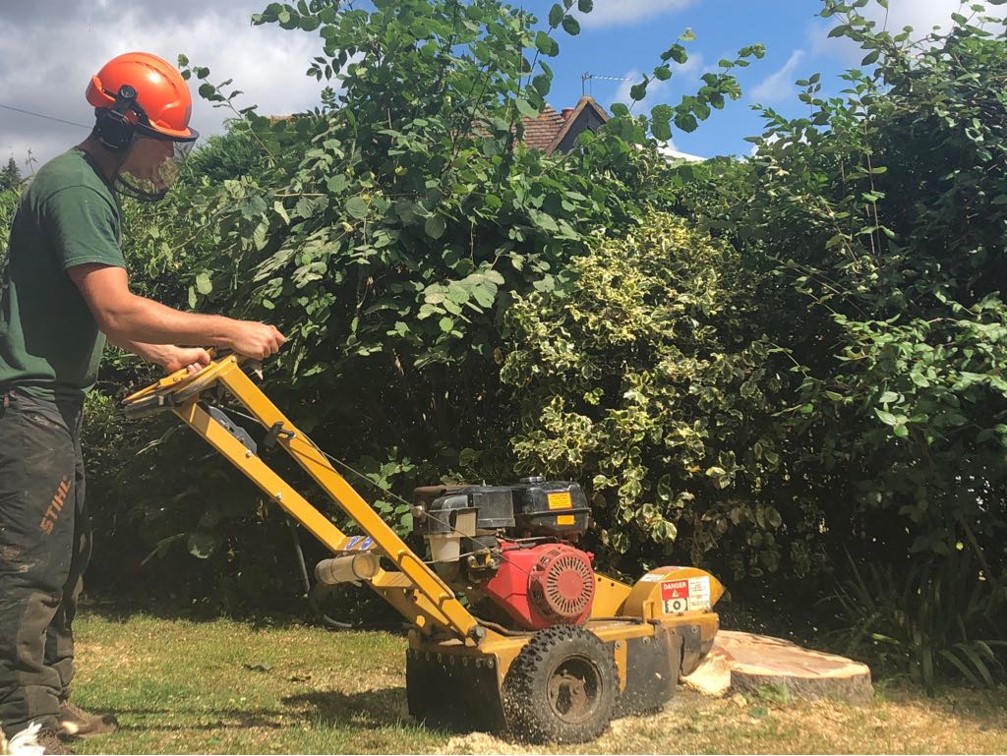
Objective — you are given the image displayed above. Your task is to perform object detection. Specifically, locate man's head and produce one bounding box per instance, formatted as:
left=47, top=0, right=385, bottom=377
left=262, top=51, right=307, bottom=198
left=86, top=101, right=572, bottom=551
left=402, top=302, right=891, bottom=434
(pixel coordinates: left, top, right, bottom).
left=86, top=52, right=199, bottom=200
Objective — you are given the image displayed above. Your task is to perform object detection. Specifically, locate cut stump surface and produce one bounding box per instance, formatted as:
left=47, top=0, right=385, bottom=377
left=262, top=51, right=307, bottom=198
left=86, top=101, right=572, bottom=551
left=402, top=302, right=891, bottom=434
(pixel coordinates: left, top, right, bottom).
left=682, top=630, right=873, bottom=704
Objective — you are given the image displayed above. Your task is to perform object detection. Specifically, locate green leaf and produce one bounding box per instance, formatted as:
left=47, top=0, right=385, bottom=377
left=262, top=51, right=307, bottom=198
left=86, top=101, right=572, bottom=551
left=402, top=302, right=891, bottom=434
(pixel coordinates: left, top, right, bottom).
left=651, top=104, right=674, bottom=121
left=651, top=118, right=672, bottom=142
left=562, top=15, right=581, bottom=35
left=674, top=112, right=699, bottom=132
left=874, top=408, right=899, bottom=426
left=535, top=31, right=559, bottom=56
left=439, top=316, right=454, bottom=333
left=654, top=65, right=672, bottom=81
left=577, top=0, right=593, bottom=11
left=662, top=44, right=688, bottom=64
left=530, top=209, right=560, bottom=232
left=344, top=196, right=369, bottom=219
left=424, top=214, right=446, bottom=240
left=195, top=272, right=213, bottom=295
left=516, top=97, right=540, bottom=119
left=532, top=74, right=551, bottom=96
left=326, top=174, right=349, bottom=194
left=471, top=284, right=496, bottom=308
left=549, top=3, right=564, bottom=26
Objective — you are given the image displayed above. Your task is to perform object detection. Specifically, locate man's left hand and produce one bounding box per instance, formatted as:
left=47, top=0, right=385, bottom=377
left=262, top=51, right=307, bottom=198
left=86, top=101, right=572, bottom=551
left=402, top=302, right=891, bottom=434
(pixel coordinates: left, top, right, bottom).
left=160, top=346, right=212, bottom=374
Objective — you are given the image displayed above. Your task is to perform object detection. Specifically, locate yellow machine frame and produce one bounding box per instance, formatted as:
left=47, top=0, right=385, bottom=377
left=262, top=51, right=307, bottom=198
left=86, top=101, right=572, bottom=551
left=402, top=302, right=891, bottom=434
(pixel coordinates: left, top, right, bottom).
left=123, top=355, right=723, bottom=737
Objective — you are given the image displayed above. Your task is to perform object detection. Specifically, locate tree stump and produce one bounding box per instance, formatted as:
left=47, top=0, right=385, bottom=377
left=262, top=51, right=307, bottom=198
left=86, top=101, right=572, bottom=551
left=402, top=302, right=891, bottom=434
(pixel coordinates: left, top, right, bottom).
left=682, top=630, right=873, bottom=704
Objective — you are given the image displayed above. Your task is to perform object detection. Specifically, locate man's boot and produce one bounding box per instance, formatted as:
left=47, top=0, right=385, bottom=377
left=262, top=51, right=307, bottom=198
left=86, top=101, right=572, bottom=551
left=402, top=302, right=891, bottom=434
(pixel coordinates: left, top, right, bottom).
left=56, top=701, right=118, bottom=737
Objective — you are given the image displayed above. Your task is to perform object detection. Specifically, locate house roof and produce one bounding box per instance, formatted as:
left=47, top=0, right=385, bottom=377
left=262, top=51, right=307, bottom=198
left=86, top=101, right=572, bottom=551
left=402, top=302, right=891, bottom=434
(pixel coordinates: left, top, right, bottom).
left=521, top=96, right=610, bottom=155
left=522, top=105, right=567, bottom=150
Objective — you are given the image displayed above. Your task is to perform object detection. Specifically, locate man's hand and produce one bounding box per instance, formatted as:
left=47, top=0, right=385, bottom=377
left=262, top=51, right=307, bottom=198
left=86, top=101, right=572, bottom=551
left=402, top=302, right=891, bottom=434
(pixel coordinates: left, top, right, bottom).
left=157, top=346, right=213, bottom=374
left=107, top=339, right=213, bottom=374
left=226, top=322, right=286, bottom=360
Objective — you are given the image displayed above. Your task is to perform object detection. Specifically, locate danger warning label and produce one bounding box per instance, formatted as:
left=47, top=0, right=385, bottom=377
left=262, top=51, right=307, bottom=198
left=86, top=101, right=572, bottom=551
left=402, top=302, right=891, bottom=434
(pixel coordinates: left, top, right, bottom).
left=660, top=576, right=712, bottom=614
left=661, top=579, right=690, bottom=614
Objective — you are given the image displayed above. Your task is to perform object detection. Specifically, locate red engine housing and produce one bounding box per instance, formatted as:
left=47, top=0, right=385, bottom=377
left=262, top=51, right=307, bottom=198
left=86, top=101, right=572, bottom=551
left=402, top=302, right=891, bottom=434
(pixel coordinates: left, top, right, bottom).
left=481, top=541, right=595, bottom=630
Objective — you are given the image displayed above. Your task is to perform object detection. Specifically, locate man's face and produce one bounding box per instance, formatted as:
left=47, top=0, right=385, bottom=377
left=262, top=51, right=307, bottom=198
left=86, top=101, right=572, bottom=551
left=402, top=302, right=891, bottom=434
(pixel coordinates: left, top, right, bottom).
left=120, top=136, right=174, bottom=183
left=118, top=136, right=181, bottom=198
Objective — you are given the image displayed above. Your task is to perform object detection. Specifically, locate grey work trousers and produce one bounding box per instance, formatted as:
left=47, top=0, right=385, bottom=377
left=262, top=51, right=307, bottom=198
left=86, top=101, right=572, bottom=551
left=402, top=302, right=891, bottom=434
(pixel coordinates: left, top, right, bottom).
left=0, top=389, right=89, bottom=737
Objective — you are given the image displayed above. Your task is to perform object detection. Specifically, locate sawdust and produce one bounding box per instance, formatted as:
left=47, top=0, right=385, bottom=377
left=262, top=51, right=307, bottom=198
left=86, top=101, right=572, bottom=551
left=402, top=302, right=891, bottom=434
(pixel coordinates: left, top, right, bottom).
left=439, top=696, right=727, bottom=755
left=443, top=731, right=526, bottom=754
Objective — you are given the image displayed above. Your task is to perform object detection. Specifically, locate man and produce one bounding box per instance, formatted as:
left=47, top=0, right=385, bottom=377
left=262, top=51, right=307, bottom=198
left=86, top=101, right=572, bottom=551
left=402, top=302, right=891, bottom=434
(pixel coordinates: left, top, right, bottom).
left=0, top=52, right=286, bottom=753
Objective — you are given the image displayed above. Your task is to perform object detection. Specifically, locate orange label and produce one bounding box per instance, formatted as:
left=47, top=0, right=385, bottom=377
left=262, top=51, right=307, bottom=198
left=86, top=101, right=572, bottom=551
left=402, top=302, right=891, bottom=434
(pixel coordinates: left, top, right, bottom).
left=547, top=491, right=572, bottom=510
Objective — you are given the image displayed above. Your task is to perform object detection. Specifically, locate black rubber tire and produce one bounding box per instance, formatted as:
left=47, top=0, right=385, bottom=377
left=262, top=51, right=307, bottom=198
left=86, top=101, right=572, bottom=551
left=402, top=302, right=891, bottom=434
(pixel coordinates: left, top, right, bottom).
left=502, top=625, right=618, bottom=744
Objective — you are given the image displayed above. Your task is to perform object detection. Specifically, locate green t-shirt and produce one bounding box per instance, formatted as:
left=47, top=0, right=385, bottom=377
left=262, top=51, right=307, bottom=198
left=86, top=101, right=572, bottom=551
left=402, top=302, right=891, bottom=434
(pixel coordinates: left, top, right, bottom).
left=0, top=147, right=125, bottom=402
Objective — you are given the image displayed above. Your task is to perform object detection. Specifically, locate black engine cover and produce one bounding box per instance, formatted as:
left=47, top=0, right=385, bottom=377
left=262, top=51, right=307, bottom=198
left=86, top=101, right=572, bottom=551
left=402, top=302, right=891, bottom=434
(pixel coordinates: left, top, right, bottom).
left=412, top=479, right=590, bottom=538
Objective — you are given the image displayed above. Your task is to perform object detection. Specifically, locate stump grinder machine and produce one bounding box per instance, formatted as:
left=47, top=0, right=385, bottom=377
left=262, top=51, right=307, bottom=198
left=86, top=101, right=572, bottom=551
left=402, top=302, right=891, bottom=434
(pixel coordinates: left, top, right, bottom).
left=123, top=354, right=724, bottom=743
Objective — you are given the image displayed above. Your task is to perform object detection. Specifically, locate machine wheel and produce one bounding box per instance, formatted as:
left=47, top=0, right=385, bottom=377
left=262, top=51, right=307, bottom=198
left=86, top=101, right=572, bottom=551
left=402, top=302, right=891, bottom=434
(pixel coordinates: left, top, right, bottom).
left=502, top=625, right=617, bottom=743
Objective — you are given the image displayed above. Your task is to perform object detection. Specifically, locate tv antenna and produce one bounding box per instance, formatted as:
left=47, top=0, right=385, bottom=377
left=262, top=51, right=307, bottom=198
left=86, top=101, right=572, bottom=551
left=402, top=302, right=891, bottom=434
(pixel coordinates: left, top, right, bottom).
left=581, top=72, right=634, bottom=96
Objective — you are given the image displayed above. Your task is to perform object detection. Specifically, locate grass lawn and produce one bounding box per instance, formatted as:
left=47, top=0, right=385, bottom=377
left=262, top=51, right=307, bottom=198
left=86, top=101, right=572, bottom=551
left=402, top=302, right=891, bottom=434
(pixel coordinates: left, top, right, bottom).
left=68, top=609, right=1007, bottom=755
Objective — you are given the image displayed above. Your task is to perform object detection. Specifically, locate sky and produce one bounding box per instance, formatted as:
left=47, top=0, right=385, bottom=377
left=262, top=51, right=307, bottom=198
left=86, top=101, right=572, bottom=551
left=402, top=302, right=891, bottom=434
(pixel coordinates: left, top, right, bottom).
left=0, top=0, right=994, bottom=171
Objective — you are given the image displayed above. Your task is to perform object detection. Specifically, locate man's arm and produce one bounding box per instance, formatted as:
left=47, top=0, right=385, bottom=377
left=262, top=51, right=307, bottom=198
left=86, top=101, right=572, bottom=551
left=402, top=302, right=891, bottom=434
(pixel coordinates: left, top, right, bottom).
left=67, top=263, right=285, bottom=359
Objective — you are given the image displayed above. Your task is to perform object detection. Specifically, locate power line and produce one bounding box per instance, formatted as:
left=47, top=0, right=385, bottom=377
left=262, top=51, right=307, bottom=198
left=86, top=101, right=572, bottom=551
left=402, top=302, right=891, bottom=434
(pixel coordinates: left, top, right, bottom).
left=0, top=103, right=90, bottom=130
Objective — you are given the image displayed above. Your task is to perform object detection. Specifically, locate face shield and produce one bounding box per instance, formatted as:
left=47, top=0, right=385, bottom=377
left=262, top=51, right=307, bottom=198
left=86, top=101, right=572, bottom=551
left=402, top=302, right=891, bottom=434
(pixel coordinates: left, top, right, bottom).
left=116, top=123, right=198, bottom=203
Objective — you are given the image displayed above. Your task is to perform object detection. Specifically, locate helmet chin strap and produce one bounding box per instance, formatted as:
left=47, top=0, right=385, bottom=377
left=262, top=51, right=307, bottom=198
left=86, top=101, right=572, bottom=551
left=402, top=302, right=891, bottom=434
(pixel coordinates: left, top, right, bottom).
left=114, top=172, right=169, bottom=202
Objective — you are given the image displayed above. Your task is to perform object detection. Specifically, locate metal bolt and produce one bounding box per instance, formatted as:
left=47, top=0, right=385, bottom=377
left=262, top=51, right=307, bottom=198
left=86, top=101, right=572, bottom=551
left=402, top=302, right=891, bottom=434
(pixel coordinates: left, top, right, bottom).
left=274, top=492, right=283, bottom=502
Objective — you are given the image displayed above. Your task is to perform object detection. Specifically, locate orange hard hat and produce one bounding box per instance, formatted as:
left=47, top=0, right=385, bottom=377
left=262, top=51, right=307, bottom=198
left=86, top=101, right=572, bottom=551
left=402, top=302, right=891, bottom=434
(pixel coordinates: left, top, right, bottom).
left=86, top=52, right=197, bottom=141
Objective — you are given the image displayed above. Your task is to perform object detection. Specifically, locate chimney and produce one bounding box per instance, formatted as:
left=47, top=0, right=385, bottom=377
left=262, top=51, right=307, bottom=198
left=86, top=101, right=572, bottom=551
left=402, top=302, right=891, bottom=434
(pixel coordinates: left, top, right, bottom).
left=561, top=107, right=575, bottom=120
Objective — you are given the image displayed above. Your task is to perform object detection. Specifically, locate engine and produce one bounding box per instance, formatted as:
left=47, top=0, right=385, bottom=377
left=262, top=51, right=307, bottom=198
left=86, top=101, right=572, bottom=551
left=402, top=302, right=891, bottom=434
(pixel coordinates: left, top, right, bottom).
left=411, top=478, right=595, bottom=630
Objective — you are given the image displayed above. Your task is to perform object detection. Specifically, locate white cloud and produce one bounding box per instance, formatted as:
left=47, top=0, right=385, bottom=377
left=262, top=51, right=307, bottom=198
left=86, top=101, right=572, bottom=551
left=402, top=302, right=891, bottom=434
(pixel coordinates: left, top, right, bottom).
left=577, top=0, right=701, bottom=28
left=0, top=2, right=322, bottom=171
left=750, top=50, right=806, bottom=104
